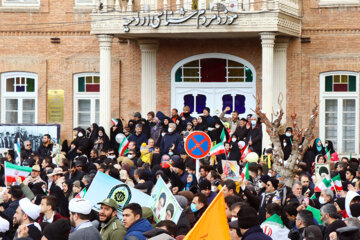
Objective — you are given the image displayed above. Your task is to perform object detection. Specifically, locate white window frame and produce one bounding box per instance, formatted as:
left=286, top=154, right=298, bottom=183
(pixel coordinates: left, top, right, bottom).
left=73, top=73, right=100, bottom=128
left=319, top=71, right=359, bottom=154
left=2, top=0, right=40, bottom=7
left=74, top=0, right=95, bottom=6
left=1, top=72, right=38, bottom=124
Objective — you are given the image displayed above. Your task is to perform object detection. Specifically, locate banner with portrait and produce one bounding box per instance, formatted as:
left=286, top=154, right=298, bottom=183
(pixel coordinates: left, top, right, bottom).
left=151, top=176, right=183, bottom=224
left=84, top=171, right=154, bottom=220
left=314, top=163, right=331, bottom=186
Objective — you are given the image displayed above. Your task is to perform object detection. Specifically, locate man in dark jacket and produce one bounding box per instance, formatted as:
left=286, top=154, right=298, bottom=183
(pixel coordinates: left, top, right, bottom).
left=233, top=118, right=250, bottom=142
left=37, top=134, right=53, bottom=158
left=246, top=115, right=262, bottom=157
left=122, top=203, right=153, bottom=240
left=321, top=204, right=346, bottom=240
left=128, top=124, right=148, bottom=151
left=1, top=185, right=23, bottom=220
left=237, top=206, right=272, bottom=240
left=160, top=123, right=183, bottom=155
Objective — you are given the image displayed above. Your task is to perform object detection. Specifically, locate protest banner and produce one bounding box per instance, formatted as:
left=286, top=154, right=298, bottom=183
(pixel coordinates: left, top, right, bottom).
left=221, top=160, right=240, bottom=180
left=151, top=176, right=183, bottom=224
left=84, top=171, right=154, bottom=219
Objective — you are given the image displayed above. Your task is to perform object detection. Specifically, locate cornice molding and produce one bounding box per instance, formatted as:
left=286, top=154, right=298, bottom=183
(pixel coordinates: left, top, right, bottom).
left=302, top=28, right=360, bottom=35
left=0, top=31, right=91, bottom=36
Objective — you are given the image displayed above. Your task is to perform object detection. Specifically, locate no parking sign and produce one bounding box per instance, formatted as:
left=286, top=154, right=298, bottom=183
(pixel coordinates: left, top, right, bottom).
left=184, top=131, right=212, bottom=159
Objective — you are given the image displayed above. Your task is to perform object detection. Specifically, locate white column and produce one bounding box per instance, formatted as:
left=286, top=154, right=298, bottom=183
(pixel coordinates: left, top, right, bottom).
left=138, top=40, right=159, bottom=117
left=260, top=32, right=276, bottom=149
left=273, top=38, right=289, bottom=122
left=97, top=34, right=113, bottom=135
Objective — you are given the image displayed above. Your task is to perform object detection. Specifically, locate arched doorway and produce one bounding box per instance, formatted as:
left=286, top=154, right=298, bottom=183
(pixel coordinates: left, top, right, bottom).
left=171, top=53, right=256, bottom=117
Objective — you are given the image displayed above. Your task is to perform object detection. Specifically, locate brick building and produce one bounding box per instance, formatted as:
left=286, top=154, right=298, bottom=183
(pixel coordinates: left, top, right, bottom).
left=0, top=0, right=358, bottom=154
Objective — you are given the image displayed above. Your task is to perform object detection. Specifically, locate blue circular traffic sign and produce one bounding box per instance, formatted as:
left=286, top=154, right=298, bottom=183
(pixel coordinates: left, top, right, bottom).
left=184, top=131, right=212, bottom=159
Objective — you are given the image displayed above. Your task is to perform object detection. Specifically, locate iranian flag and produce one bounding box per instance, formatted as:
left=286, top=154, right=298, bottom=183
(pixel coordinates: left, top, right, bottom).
left=75, top=188, right=87, bottom=199
left=220, top=128, right=226, bottom=143
left=241, top=145, right=251, bottom=161
left=111, top=118, right=118, bottom=126
left=314, top=178, right=334, bottom=192
left=118, top=136, right=129, bottom=156
left=241, top=163, right=250, bottom=181
left=210, top=142, right=225, bottom=156
left=332, top=174, right=343, bottom=191
left=5, top=162, right=32, bottom=184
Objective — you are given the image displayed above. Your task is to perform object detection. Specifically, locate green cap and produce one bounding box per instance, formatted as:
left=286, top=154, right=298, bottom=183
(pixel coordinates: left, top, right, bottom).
left=98, top=198, right=118, bottom=210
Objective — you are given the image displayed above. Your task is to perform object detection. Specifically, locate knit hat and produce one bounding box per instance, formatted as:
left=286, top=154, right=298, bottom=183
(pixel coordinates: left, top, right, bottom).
left=175, top=195, right=188, bottom=209
left=171, top=155, right=185, bottom=171
left=43, top=219, right=71, bottom=240
left=237, top=206, right=258, bottom=229
left=268, top=178, right=279, bottom=190
left=260, top=175, right=270, bottom=184
left=134, top=112, right=142, bottom=118
left=238, top=141, right=245, bottom=149
left=178, top=191, right=194, bottom=206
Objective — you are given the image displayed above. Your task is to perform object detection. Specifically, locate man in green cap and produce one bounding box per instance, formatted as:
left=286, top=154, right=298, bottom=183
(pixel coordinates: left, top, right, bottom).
left=98, top=198, right=126, bottom=240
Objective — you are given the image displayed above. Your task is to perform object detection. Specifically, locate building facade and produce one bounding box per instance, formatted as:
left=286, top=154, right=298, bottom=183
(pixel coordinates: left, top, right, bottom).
left=0, top=0, right=358, bottom=154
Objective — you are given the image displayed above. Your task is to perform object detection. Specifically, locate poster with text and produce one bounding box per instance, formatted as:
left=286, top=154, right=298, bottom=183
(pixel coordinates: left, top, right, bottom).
left=85, top=171, right=154, bottom=220
left=151, top=176, right=183, bottom=224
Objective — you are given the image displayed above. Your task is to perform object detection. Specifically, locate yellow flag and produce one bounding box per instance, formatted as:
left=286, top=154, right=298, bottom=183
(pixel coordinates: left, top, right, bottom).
left=183, top=189, right=231, bottom=240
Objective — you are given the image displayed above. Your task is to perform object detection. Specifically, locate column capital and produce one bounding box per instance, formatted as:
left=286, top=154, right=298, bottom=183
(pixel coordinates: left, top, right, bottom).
left=97, top=34, right=114, bottom=48
left=260, top=32, right=276, bottom=48
left=138, top=39, right=159, bottom=52
left=275, top=37, right=290, bottom=51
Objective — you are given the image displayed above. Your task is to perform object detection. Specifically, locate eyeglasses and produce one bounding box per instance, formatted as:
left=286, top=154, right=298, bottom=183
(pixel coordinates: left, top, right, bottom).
left=108, top=152, right=115, bottom=155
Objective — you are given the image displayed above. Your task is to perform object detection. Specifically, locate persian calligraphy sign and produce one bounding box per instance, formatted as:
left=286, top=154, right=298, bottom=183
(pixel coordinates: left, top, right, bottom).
left=123, top=8, right=238, bottom=32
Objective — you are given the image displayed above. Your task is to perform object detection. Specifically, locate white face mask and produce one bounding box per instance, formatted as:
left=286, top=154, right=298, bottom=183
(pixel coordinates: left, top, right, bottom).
left=319, top=196, right=326, bottom=204
left=169, top=151, right=174, bottom=156
left=78, top=132, right=83, bottom=137
left=251, top=120, right=257, bottom=125
left=211, top=185, right=217, bottom=192
left=215, top=125, right=220, bottom=129
left=258, top=182, right=263, bottom=189
left=325, top=143, right=328, bottom=147
left=232, top=137, right=237, bottom=142
left=285, top=132, right=291, bottom=137
left=127, top=154, right=133, bottom=159
left=161, top=132, right=166, bottom=137
left=168, top=128, right=174, bottom=133
left=108, top=155, right=115, bottom=159
left=231, top=217, right=238, bottom=222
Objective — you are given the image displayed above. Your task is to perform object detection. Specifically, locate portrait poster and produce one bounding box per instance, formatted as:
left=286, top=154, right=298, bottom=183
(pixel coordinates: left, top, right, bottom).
left=314, top=163, right=331, bottom=186
left=151, top=176, right=183, bottom=224
left=84, top=171, right=154, bottom=220
left=222, top=160, right=240, bottom=180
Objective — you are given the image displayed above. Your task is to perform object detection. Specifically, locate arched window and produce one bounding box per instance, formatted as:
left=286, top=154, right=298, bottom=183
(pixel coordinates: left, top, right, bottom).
left=1, top=72, right=38, bottom=123
left=171, top=53, right=256, bottom=117
left=319, top=71, right=359, bottom=154
left=73, top=73, right=100, bottom=129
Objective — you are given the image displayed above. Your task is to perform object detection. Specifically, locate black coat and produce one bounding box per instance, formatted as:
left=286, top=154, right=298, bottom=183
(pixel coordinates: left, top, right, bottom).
left=176, top=210, right=191, bottom=236
left=234, top=125, right=249, bottom=142
left=279, top=134, right=293, bottom=160
left=246, top=125, right=263, bottom=157
left=37, top=143, right=53, bottom=157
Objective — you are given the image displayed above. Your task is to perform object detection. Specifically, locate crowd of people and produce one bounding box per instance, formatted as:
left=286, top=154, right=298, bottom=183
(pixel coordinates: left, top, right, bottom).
left=0, top=106, right=358, bottom=240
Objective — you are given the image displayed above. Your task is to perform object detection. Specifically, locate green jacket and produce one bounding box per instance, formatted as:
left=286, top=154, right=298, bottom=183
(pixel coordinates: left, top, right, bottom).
left=100, top=216, right=126, bottom=240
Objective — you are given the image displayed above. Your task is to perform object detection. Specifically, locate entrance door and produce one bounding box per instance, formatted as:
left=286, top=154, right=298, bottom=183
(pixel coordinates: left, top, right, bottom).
left=171, top=53, right=257, bottom=119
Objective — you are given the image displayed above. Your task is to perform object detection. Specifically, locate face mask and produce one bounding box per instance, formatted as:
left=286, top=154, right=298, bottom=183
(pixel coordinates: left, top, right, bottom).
left=190, top=203, right=198, bottom=212
left=108, top=155, right=115, bottom=159
left=161, top=132, right=166, bottom=137
left=251, top=120, right=257, bottom=125
left=258, top=182, right=263, bottom=189
left=319, top=196, right=326, bottom=204
left=211, top=185, right=217, bottom=192
left=232, top=137, right=237, bottom=142
left=168, top=128, right=174, bottom=133
left=215, top=125, right=220, bottom=129
left=78, top=132, right=83, bottom=137
left=127, top=154, right=133, bottom=159
left=169, top=151, right=174, bottom=156
left=325, top=143, right=328, bottom=147
left=231, top=217, right=238, bottom=222
left=285, top=132, right=291, bottom=137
